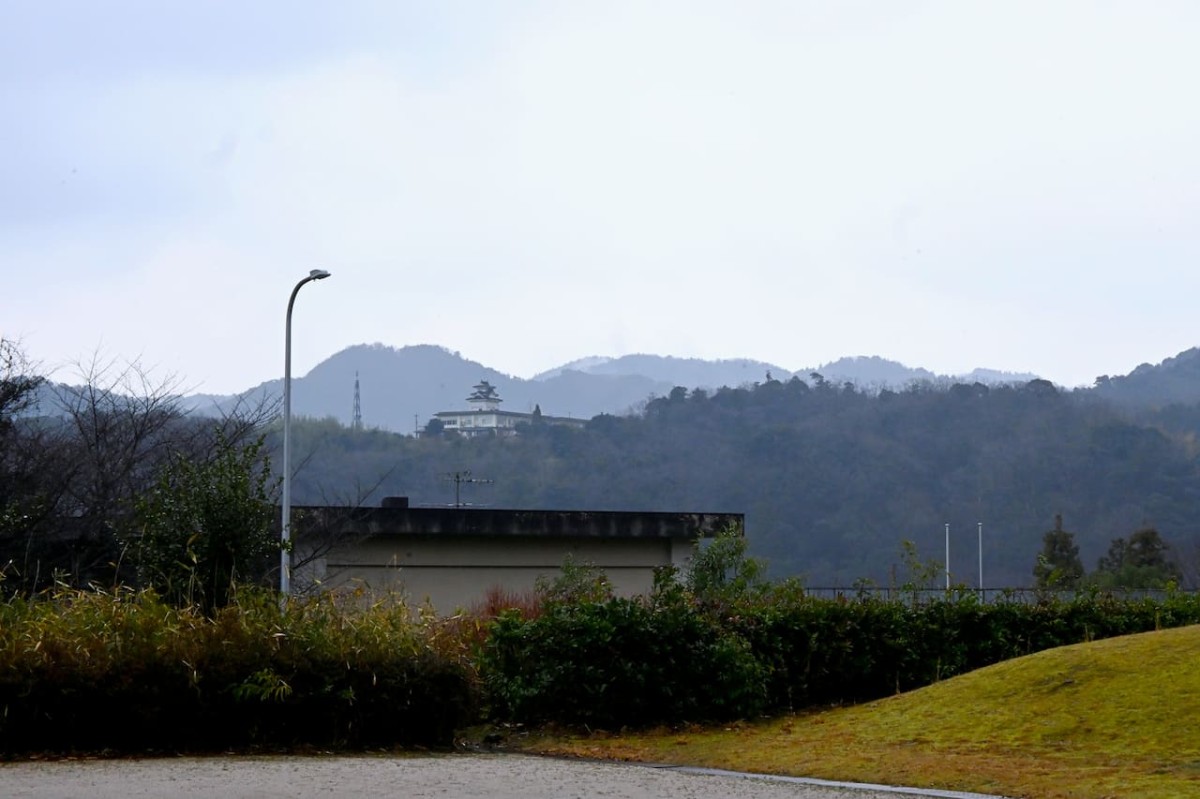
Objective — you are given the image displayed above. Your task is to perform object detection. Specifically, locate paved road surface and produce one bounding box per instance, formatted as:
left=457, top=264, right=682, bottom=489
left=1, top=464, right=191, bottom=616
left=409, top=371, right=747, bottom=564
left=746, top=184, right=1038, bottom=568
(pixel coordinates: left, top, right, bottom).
left=0, top=753, right=1005, bottom=799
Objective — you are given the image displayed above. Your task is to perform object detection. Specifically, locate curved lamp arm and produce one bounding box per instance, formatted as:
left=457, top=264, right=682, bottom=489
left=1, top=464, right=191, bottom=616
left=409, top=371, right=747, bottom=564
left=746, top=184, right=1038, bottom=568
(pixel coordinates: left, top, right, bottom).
left=281, top=269, right=332, bottom=597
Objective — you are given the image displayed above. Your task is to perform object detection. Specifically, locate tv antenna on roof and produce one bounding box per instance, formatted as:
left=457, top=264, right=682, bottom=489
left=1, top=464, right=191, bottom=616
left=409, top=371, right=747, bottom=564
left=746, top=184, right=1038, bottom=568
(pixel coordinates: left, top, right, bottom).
left=442, top=470, right=493, bottom=508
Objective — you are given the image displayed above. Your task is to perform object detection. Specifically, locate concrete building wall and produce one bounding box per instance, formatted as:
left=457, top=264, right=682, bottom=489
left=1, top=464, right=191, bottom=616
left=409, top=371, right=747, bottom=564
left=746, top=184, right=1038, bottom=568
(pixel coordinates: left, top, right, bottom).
left=293, top=506, right=744, bottom=614
left=316, top=534, right=679, bottom=612
left=433, top=409, right=587, bottom=437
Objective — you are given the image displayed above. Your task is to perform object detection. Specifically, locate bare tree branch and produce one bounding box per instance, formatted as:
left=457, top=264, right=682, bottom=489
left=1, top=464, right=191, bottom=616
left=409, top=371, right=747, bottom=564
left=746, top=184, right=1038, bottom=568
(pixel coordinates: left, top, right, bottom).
left=2, top=347, right=277, bottom=594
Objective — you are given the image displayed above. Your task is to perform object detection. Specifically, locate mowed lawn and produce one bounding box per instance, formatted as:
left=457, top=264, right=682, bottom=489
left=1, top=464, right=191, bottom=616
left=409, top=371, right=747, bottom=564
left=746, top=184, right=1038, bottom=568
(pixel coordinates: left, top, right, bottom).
left=514, top=624, right=1200, bottom=799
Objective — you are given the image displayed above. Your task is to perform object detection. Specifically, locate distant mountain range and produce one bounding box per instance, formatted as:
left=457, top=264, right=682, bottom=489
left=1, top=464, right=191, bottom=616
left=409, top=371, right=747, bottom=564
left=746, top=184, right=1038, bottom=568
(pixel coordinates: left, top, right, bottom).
left=178, top=344, right=1046, bottom=432
left=20, top=342, right=1199, bottom=433
left=531, top=353, right=1033, bottom=389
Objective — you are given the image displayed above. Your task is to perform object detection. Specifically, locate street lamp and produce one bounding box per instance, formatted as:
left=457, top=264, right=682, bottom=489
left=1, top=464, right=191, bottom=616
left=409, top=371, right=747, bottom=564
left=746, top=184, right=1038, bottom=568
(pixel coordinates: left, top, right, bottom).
left=281, top=269, right=331, bottom=597
left=944, top=522, right=951, bottom=590
left=977, top=521, right=984, bottom=594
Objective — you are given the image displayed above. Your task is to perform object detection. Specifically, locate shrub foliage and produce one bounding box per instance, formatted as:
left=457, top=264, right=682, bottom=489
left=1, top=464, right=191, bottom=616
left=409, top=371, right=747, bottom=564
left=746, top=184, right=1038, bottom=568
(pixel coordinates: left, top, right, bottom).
left=484, top=595, right=768, bottom=727
left=481, top=533, right=1200, bottom=727
left=130, top=432, right=278, bottom=613
left=6, top=546, right=1200, bottom=751
left=0, top=588, right=478, bottom=753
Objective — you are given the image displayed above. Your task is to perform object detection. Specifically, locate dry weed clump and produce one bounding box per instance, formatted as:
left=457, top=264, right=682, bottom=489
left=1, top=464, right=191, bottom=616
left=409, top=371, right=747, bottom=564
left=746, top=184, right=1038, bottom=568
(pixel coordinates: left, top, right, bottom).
left=0, top=585, right=480, bottom=755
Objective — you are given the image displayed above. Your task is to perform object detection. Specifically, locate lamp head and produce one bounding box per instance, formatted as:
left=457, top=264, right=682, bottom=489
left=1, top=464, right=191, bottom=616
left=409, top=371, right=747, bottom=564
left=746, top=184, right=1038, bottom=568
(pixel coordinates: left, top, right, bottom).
left=309, top=269, right=331, bottom=280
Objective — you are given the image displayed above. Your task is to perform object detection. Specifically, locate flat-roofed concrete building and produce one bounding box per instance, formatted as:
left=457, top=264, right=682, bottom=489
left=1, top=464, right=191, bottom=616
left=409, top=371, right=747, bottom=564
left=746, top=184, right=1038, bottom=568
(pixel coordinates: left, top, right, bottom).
left=293, top=503, right=742, bottom=613
left=432, top=380, right=586, bottom=438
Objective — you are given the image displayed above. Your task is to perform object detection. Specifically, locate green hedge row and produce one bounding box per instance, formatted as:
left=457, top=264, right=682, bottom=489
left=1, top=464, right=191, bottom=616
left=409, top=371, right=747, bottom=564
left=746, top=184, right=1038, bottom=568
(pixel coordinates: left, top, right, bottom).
left=734, top=589, right=1200, bottom=710
left=481, top=588, right=1200, bottom=727
left=7, top=585, right=1198, bottom=749
left=0, top=589, right=478, bottom=754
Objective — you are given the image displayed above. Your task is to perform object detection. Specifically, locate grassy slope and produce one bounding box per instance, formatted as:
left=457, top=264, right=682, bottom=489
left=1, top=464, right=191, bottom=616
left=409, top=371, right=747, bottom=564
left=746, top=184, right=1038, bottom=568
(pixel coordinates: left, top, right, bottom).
left=515, top=625, right=1200, bottom=799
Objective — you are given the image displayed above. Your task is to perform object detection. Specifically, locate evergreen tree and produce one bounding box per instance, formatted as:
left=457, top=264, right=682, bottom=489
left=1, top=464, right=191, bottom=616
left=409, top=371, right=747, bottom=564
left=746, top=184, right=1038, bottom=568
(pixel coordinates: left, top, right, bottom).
left=1092, top=526, right=1181, bottom=589
left=1033, top=514, right=1084, bottom=588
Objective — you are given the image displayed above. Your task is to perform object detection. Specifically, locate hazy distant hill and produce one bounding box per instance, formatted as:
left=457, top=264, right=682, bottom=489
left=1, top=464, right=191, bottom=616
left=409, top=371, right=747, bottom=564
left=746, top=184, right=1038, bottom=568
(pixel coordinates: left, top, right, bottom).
left=177, top=344, right=1050, bottom=431
left=813, top=356, right=937, bottom=386
left=1089, top=348, right=1200, bottom=408
left=183, top=345, right=505, bottom=433
left=533, top=352, right=1033, bottom=394
left=811, top=356, right=1036, bottom=387
left=959, top=367, right=1040, bottom=384
left=180, top=344, right=669, bottom=432
left=533, top=354, right=792, bottom=387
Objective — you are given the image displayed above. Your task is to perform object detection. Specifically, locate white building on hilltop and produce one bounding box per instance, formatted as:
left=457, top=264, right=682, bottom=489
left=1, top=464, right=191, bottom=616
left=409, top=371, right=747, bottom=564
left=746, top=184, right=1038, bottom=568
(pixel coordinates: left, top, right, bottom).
left=432, top=380, right=586, bottom=438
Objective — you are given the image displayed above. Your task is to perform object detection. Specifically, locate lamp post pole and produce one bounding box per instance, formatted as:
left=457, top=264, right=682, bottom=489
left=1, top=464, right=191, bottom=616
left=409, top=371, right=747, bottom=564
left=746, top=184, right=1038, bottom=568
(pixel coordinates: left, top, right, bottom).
left=281, top=269, right=331, bottom=598
left=978, top=521, right=984, bottom=594
left=944, top=522, right=951, bottom=590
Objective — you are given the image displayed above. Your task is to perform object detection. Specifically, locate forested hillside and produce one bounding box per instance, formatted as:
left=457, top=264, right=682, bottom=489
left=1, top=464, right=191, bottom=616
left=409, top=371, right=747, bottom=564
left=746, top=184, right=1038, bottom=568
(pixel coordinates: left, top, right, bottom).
left=280, top=376, right=1200, bottom=588
left=1091, top=347, right=1200, bottom=408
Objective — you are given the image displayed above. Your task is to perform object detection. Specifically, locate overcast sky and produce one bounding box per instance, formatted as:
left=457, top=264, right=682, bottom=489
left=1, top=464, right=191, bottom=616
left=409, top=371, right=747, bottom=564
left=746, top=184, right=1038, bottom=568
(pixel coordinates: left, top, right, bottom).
left=3, top=1, right=1198, bottom=394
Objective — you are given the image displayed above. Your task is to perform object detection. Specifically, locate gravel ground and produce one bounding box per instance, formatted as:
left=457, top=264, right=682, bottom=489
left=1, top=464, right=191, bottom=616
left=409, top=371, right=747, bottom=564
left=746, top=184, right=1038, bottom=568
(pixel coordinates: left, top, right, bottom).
left=0, top=753, right=1004, bottom=799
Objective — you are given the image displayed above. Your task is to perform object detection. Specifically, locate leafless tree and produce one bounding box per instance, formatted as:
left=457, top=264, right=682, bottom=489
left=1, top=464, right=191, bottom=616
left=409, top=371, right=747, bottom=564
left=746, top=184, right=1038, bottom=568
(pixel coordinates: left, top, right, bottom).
left=1, top=338, right=56, bottom=590
left=288, top=466, right=399, bottom=596
left=0, top=338, right=43, bottom=421
left=1, top=346, right=279, bottom=594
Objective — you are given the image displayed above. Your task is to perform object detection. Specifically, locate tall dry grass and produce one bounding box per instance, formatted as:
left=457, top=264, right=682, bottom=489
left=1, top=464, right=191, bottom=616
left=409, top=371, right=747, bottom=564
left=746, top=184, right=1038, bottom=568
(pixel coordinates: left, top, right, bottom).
left=0, top=585, right=479, bottom=754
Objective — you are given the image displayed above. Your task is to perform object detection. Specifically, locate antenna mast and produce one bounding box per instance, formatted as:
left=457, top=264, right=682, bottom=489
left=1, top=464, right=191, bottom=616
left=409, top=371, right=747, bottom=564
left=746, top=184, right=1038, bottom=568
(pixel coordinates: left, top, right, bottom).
left=352, top=371, right=363, bottom=432
left=443, top=470, right=493, bottom=508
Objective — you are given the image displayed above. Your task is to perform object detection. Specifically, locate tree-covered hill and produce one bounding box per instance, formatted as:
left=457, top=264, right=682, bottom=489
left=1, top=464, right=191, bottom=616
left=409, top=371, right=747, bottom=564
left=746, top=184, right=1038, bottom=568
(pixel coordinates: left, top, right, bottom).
left=280, top=376, right=1200, bottom=588
left=10, top=334, right=1199, bottom=595
left=1089, top=347, right=1200, bottom=408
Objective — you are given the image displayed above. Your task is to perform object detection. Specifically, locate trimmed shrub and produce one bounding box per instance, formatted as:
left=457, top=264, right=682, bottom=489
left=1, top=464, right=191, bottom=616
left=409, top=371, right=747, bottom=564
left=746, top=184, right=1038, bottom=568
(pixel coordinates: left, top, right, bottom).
left=481, top=585, right=1200, bottom=728
left=733, top=588, right=1200, bottom=711
left=482, top=596, right=767, bottom=727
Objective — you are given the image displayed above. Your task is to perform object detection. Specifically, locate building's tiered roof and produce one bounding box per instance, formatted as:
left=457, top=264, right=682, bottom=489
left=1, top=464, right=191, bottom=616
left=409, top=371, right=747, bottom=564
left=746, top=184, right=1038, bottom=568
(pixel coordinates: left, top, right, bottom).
left=466, top=380, right=502, bottom=405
